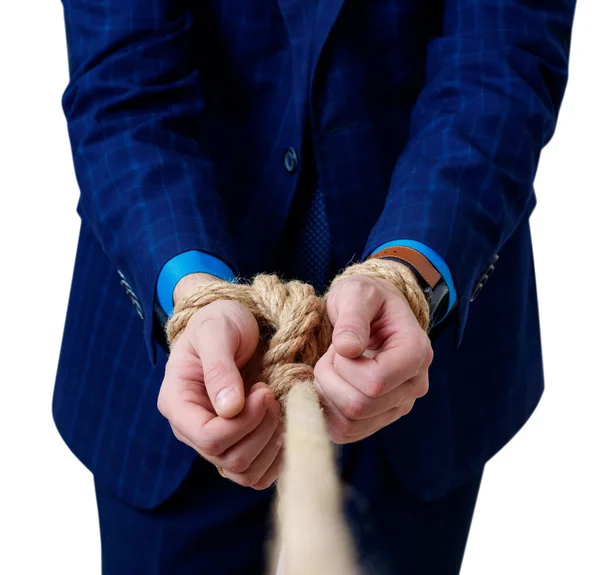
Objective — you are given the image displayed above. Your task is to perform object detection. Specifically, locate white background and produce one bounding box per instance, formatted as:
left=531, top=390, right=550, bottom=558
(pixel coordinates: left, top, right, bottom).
left=0, top=2, right=598, bottom=574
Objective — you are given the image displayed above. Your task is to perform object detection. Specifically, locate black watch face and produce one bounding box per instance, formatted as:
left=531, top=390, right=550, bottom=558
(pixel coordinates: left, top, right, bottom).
left=429, top=284, right=450, bottom=326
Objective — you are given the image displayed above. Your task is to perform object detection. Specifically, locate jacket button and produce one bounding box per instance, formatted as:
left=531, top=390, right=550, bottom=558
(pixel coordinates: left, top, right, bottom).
left=485, top=254, right=499, bottom=277
left=470, top=282, right=483, bottom=302
left=283, top=147, right=299, bottom=174
left=470, top=274, right=490, bottom=302
left=132, top=300, right=144, bottom=320
left=470, top=256, right=498, bottom=303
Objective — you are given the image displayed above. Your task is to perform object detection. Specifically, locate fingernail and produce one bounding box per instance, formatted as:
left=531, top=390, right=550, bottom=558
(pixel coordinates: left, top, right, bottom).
left=216, top=387, right=239, bottom=412
left=338, top=331, right=362, bottom=347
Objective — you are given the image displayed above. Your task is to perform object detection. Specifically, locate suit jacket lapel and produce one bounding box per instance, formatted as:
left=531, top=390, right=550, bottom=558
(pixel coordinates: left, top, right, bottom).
left=310, top=0, right=346, bottom=79
left=277, top=0, right=346, bottom=127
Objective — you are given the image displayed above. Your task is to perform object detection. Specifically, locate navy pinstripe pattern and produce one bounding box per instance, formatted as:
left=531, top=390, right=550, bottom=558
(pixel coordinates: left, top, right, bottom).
left=54, top=0, right=575, bottom=508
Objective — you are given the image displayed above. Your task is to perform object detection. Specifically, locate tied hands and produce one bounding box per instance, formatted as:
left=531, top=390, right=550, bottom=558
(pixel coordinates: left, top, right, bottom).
left=158, top=270, right=433, bottom=490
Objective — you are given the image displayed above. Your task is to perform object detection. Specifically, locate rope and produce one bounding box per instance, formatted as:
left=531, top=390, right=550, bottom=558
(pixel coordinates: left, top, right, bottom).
left=166, top=260, right=429, bottom=574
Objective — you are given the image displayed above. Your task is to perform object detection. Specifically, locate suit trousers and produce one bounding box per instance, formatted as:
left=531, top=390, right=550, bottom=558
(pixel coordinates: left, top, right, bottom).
left=95, top=434, right=483, bottom=574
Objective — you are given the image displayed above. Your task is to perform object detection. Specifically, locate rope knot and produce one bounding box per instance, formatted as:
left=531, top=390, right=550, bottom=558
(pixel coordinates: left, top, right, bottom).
left=166, top=260, right=428, bottom=402
left=167, top=274, right=332, bottom=401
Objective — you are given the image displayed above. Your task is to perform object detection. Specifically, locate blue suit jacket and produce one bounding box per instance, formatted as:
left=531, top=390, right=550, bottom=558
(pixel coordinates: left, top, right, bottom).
left=54, top=0, right=575, bottom=508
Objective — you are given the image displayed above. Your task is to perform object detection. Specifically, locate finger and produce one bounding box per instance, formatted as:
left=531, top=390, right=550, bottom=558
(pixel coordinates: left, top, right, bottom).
left=332, top=332, right=432, bottom=397
left=326, top=398, right=415, bottom=444
left=176, top=383, right=272, bottom=457
left=158, top=370, right=216, bottom=439
left=193, top=315, right=247, bottom=418
left=328, top=278, right=385, bottom=359
left=216, top=398, right=282, bottom=474
left=252, top=447, right=285, bottom=490
left=314, top=350, right=359, bottom=426
left=315, top=349, right=428, bottom=420
left=223, top=420, right=284, bottom=488
left=314, top=347, right=380, bottom=420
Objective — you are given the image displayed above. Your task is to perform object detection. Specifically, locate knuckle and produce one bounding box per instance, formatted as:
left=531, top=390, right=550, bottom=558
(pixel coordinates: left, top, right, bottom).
left=340, top=396, right=366, bottom=420
left=163, top=359, right=181, bottom=382
left=205, top=300, right=232, bottom=316
left=248, top=471, right=266, bottom=488
left=415, top=333, right=432, bottom=360
left=204, top=302, right=258, bottom=352
left=169, top=426, right=188, bottom=448
left=398, top=400, right=415, bottom=418
left=346, top=277, right=378, bottom=299
left=156, top=395, right=168, bottom=417
left=224, top=453, right=251, bottom=475
left=227, top=301, right=259, bottom=331
left=415, top=376, right=429, bottom=399
left=332, top=278, right=377, bottom=314
left=189, top=312, right=218, bottom=333
left=252, top=466, right=281, bottom=490
left=236, top=473, right=255, bottom=488
left=406, top=343, right=426, bottom=377
left=360, top=282, right=379, bottom=302
left=171, top=427, right=184, bottom=443
left=203, top=359, right=233, bottom=385
left=364, top=371, right=386, bottom=398
left=251, top=478, right=273, bottom=491
left=423, top=342, right=434, bottom=367
left=197, top=436, right=223, bottom=457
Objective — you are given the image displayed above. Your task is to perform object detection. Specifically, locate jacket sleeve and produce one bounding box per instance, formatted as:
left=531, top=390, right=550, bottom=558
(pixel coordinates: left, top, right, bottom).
left=363, top=0, right=576, bottom=344
left=61, top=0, right=237, bottom=364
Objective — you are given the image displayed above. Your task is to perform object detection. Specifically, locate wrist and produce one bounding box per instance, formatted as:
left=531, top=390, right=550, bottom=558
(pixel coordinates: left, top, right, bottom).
left=362, top=264, right=422, bottom=300
left=378, top=261, right=421, bottom=293
left=173, top=273, right=222, bottom=307
left=368, top=246, right=452, bottom=329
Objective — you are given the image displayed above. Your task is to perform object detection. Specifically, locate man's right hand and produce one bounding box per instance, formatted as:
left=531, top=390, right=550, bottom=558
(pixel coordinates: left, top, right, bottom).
left=158, top=274, right=284, bottom=489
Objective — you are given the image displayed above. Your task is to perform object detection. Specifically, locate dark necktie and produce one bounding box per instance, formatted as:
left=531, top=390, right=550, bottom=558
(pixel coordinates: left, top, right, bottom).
left=287, top=186, right=332, bottom=295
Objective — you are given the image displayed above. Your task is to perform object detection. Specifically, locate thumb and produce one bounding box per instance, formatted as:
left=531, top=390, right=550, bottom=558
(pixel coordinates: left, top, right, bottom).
left=329, top=278, right=385, bottom=359
left=192, top=315, right=247, bottom=418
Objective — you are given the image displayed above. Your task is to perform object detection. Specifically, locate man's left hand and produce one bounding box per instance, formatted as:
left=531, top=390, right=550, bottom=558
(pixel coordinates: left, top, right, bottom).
left=314, top=272, right=433, bottom=444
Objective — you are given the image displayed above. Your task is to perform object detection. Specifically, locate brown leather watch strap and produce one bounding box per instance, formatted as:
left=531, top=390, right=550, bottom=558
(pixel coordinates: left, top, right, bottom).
left=368, top=246, right=441, bottom=288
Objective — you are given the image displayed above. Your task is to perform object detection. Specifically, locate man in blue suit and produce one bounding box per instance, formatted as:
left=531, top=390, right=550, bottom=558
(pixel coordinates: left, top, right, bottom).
left=54, top=0, right=576, bottom=573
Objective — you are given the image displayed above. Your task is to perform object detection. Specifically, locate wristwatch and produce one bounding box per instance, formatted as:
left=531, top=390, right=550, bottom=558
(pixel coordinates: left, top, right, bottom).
left=368, top=246, right=453, bottom=329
